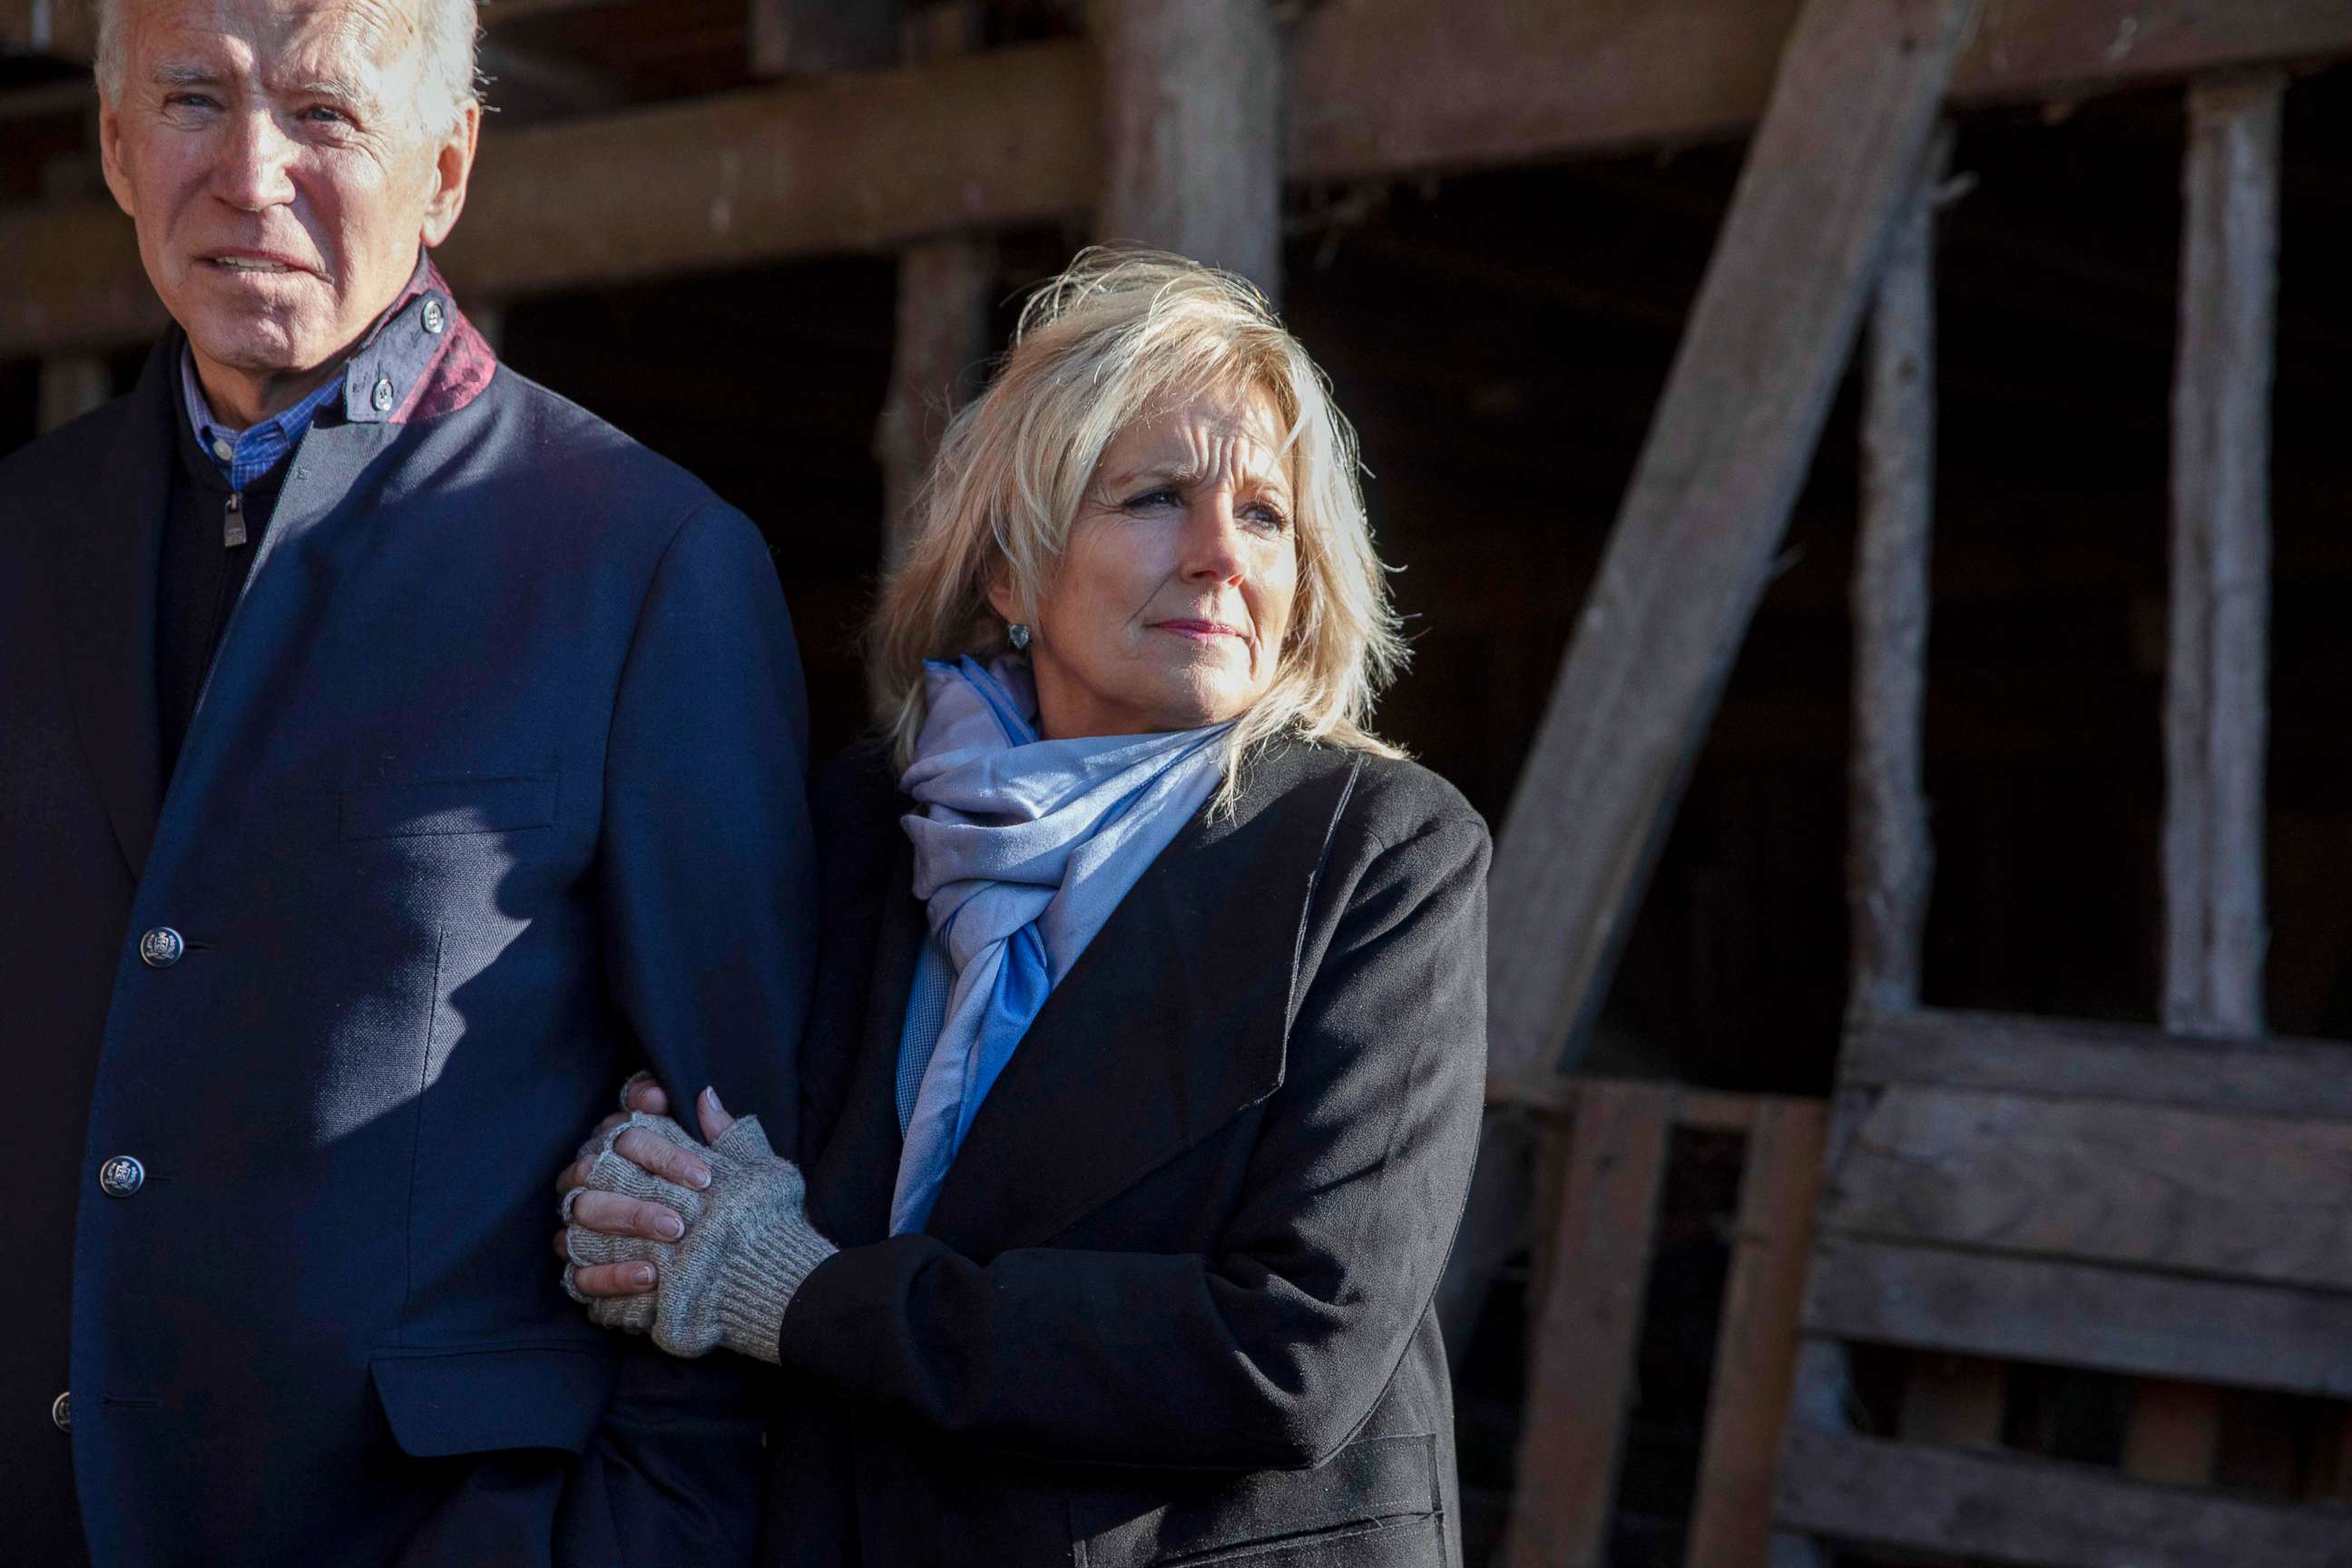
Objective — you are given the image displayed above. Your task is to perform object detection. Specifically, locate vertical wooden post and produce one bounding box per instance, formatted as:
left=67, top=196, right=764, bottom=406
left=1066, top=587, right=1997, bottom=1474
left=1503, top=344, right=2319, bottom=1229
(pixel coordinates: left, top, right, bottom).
left=2161, top=69, right=2280, bottom=1042
left=1768, top=127, right=1956, bottom=1568
left=2132, top=69, right=2282, bottom=1490
left=37, top=354, right=109, bottom=432
left=1847, top=127, right=1948, bottom=1019
left=873, top=1, right=993, bottom=567
left=1504, top=1083, right=1672, bottom=1568
left=1086, top=0, right=1282, bottom=299
left=1685, top=1100, right=1830, bottom=1568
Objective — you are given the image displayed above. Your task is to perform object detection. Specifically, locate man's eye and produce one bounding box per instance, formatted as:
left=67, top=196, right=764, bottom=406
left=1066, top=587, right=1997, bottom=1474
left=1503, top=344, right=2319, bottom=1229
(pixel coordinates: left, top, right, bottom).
left=303, top=105, right=350, bottom=125
left=165, top=93, right=220, bottom=111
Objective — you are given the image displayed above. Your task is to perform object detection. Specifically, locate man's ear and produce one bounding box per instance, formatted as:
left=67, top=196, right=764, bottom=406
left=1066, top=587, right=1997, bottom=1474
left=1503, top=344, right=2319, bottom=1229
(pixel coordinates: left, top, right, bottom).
left=99, top=99, right=138, bottom=220
left=418, top=99, right=481, bottom=248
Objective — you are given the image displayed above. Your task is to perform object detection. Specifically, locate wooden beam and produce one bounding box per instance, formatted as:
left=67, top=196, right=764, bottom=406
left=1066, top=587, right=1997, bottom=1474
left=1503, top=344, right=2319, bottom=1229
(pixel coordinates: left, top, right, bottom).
left=1087, top=0, right=1280, bottom=296
left=2162, top=69, right=2282, bottom=1038
left=0, top=0, right=93, bottom=57
left=1824, top=1086, right=2352, bottom=1291
left=11, top=0, right=2352, bottom=359
left=1776, top=1429, right=2352, bottom=1567
left=1287, top=0, right=2352, bottom=181
left=1504, top=1082, right=1671, bottom=1568
left=0, top=41, right=1100, bottom=358
left=1846, top=130, right=1946, bottom=1017
left=1485, top=0, right=1976, bottom=1080
left=1684, top=1100, right=1828, bottom=1568
left=1806, top=1237, right=2352, bottom=1398
left=1842, top=1008, right=2352, bottom=1122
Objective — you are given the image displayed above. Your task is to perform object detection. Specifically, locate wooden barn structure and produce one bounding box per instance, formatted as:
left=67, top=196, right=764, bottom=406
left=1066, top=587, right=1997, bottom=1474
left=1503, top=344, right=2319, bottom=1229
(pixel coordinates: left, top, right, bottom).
left=9, top=2, right=2352, bottom=1563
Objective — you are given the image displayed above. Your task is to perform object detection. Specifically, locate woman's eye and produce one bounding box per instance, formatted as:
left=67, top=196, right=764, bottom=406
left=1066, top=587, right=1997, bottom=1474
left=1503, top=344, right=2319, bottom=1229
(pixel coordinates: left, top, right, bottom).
left=1244, top=504, right=1290, bottom=532
left=1122, top=487, right=1180, bottom=511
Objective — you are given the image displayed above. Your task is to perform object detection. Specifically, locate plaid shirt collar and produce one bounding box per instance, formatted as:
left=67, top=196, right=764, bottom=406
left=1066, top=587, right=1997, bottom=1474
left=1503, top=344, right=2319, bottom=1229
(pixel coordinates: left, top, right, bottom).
left=178, top=250, right=446, bottom=489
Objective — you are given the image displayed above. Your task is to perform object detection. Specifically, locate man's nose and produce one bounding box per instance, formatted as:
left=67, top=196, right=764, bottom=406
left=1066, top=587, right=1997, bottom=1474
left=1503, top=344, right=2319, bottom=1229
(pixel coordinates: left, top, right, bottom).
left=1179, top=498, right=1250, bottom=584
left=214, top=110, right=299, bottom=211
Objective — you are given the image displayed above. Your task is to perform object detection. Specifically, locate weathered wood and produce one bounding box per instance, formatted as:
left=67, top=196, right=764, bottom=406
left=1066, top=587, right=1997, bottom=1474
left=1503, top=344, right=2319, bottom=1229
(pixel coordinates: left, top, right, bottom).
left=1087, top=0, right=1280, bottom=296
left=750, top=0, right=898, bottom=78
left=0, top=41, right=1102, bottom=358
left=1288, top=0, right=2352, bottom=183
left=1843, top=1008, right=2352, bottom=1120
left=1847, top=129, right=1945, bottom=1016
left=1775, top=1428, right=2352, bottom=1567
left=2162, top=69, right=2282, bottom=1039
left=1807, top=1237, right=2352, bottom=1397
left=1824, top=1086, right=2352, bottom=1291
left=1504, top=1082, right=1672, bottom=1568
left=36, top=353, right=108, bottom=432
left=0, top=0, right=93, bottom=56
left=1485, top=0, right=1975, bottom=1082
left=873, top=1, right=992, bottom=568
left=1685, top=1101, right=1828, bottom=1568
left=15, top=0, right=2352, bottom=358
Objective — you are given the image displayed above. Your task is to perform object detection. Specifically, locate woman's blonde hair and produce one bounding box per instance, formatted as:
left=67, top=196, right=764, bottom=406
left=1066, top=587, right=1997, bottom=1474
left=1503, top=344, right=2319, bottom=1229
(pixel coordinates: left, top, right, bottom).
left=869, top=248, right=1406, bottom=799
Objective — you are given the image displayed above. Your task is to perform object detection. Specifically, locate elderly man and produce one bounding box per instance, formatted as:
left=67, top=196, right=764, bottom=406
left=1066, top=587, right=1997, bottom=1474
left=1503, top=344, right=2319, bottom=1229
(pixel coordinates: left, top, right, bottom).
left=0, top=0, right=815, bottom=1563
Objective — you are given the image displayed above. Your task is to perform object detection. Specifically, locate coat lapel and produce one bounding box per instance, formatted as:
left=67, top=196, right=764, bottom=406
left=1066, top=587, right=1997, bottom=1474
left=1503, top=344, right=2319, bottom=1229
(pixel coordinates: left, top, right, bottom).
left=54, top=334, right=176, bottom=878
left=923, top=744, right=1358, bottom=1256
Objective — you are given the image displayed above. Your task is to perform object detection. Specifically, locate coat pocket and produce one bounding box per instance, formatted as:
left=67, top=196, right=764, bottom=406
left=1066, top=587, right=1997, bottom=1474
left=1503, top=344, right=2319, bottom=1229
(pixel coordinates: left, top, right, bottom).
left=340, top=774, right=559, bottom=840
left=369, top=1344, right=618, bottom=1457
left=1072, top=1433, right=1441, bottom=1568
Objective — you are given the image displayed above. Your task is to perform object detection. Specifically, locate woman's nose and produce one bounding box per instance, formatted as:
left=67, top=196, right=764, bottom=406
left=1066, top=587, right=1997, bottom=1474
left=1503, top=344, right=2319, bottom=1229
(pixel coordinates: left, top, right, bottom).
left=1179, top=499, right=1250, bottom=583
left=214, top=111, right=299, bottom=211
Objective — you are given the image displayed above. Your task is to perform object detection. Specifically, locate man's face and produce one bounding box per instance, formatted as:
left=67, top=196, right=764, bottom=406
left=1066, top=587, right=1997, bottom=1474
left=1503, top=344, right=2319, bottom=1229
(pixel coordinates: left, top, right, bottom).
left=100, top=0, right=478, bottom=419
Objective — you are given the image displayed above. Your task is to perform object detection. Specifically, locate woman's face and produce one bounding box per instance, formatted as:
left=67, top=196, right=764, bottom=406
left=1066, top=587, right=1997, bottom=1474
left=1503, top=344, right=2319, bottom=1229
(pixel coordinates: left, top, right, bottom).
left=996, top=386, right=1299, bottom=740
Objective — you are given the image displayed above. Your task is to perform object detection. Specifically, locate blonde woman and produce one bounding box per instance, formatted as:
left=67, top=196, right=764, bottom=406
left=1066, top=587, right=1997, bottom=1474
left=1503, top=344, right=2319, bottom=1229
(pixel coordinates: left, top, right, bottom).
left=558, top=250, right=1490, bottom=1567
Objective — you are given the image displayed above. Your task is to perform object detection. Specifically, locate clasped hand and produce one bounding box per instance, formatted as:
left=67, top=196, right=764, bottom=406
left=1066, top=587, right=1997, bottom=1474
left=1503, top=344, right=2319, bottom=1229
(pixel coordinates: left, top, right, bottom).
left=553, top=1077, right=836, bottom=1364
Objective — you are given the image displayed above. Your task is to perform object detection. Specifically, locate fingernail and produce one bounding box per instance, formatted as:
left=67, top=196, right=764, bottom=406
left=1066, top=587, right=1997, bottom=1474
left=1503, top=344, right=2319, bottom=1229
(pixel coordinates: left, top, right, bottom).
left=702, top=1085, right=728, bottom=1116
left=632, top=1264, right=655, bottom=1286
left=686, top=1163, right=710, bottom=1189
left=659, top=1214, right=684, bottom=1240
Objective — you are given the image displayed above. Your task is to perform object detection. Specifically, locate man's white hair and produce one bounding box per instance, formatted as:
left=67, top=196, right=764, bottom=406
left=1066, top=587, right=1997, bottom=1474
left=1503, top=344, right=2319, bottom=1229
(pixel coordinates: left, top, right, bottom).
left=93, top=0, right=483, bottom=124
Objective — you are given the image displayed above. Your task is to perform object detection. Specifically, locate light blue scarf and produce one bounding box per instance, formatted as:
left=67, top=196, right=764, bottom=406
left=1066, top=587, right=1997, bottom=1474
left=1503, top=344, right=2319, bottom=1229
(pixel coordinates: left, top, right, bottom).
left=888, top=655, right=1230, bottom=1235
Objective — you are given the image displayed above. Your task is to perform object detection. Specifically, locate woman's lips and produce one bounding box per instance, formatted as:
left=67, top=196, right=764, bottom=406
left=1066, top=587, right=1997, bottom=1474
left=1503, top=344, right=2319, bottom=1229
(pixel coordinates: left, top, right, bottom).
left=1151, top=620, right=1248, bottom=642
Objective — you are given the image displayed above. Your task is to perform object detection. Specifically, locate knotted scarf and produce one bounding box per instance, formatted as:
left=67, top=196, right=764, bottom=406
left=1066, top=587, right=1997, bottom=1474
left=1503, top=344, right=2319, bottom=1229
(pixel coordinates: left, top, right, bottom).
left=888, top=655, right=1231, bottom=1235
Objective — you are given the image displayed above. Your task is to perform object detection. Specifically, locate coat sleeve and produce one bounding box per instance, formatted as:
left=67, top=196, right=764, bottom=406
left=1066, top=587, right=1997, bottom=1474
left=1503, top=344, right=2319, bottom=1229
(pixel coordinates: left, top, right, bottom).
left=573, top=502, right=820, bottom=1559
left=775, top=806, right=1490, bottom=1471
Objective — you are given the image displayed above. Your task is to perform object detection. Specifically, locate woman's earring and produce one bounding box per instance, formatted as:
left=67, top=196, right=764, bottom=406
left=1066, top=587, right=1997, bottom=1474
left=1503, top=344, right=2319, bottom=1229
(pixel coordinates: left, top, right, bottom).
left=1007, top=622, right=1032, bottom=651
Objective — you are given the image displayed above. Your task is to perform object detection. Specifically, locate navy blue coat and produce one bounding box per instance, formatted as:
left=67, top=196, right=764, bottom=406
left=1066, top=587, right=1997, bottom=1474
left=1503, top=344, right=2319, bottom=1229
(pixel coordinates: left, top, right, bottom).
left=0, top=279, right=817, bottom=1567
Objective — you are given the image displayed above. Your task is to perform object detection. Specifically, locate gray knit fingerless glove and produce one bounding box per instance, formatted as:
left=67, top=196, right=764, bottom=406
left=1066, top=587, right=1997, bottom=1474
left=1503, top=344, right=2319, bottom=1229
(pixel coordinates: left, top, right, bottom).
left=565, top=1112, right=836, bottom=1365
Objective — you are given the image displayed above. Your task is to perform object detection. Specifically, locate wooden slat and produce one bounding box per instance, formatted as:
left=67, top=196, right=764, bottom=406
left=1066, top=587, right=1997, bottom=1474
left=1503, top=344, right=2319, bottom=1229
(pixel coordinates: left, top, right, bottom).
left=1846, top=127, right=1945, bottom=1016
left=1807, top=1236, right=2352, bottom=1397
left=1482, top=1073, right=1764, bottom=1134
left=1504, top=1081, right=1672, bottom=1568
left=1088, top=0, right=1281, bottom=296
left=750, top=0, right=897, bottom=77
left=1483, top=0, right=1975, bottom=1080
left=2163, top=68, right=2283, bottom=1038
left=1685, top=1101, right=1828, bottom=1568
left=14, top=0, right=2352, bottom=360
left=1824, top=1085, right=2352, bottom=1291
left=1775, top=1428, right=2352, bottom=1567
left=1842, top=1009, right=2352, bottom=1122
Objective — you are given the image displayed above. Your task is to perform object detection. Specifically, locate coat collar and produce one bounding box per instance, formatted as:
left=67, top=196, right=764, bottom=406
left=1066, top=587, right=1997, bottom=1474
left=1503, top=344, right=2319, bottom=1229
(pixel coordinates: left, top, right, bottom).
left=808, top=742, right=1362, bottom=1257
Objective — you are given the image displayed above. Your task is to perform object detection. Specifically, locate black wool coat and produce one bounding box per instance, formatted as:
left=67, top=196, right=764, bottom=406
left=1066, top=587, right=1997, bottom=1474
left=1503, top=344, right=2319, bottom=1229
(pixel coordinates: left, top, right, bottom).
left=759, top=739, right=1490, bottom=1567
